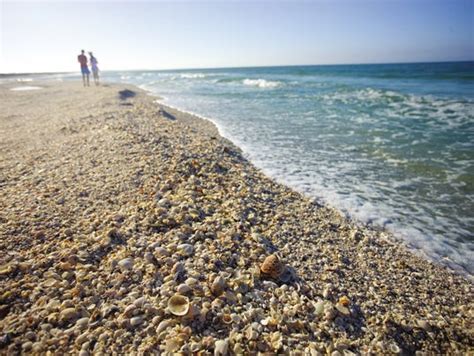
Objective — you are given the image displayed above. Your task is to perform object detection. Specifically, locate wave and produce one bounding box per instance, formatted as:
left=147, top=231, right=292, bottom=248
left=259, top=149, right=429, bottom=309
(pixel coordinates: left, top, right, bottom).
left=242, top=78, right=281, bottom=88
left=180, top=73, right=206, bottom=79
left=16, top=78, right=33, bottom=82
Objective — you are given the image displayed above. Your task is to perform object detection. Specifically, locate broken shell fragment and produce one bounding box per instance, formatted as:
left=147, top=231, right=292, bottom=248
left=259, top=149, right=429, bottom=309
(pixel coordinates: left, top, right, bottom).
left=167, top=294, right=190, bottom=316
left=260, top=254, right=284, bottom=278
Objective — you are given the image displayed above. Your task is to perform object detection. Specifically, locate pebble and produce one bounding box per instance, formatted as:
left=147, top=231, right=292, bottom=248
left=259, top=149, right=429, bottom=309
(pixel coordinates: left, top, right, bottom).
left=118, top=258, right=134, bottom=271
left=177, top=243, right=194, bottom=256
left=211, top=276, right=226, bottom=296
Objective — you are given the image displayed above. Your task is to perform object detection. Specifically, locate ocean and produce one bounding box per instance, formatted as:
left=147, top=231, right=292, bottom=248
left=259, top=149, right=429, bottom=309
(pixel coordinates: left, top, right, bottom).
left=6, top=62, right=474, bottom=275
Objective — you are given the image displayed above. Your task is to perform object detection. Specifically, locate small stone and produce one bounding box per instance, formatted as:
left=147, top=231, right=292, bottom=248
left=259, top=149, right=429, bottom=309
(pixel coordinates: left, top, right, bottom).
left=144, top=252, right=155, bottom=263
left=155, top=247, right=169, bottom=257
left=177, top=244, right=194, bottom=256
left=118, top=258, right=134, bottom=271
left=25, top=331, right=36, bottom=341
left=211, top=276, right=226, bottom=296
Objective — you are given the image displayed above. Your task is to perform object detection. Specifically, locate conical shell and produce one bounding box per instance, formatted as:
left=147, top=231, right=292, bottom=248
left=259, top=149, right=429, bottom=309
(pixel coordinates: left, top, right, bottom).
left=167, top=294, right=190, bottom=316
left=261, top=254, right=284, bottom=278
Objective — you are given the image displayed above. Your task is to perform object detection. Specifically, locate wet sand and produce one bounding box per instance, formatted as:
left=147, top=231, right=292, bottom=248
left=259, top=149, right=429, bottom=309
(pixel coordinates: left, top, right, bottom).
left=0, top=82, right=472, bottom=354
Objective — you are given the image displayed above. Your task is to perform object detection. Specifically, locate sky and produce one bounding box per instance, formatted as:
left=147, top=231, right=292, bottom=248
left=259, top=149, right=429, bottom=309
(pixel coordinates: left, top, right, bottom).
left=0, top=0, right=473, bottom=73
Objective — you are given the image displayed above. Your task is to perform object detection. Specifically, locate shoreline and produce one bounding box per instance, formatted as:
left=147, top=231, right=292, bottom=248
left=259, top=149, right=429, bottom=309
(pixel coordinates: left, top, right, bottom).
left=0, top=81, right=472, bottom=353
left=141, top=85, right=472, bottom=280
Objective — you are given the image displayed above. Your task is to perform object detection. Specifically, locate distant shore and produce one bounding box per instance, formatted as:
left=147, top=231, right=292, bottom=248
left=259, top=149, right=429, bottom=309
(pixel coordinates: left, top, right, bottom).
left=0, top=81, right=472, bottom=354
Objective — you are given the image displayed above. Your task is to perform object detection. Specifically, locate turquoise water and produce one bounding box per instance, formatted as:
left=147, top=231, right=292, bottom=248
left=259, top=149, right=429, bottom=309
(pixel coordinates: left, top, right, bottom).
left=7, top=62, right=474, bottom=275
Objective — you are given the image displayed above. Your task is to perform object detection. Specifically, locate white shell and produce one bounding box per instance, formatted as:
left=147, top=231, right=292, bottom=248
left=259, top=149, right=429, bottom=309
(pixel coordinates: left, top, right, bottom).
left=167, top=294, right=190, bottom=316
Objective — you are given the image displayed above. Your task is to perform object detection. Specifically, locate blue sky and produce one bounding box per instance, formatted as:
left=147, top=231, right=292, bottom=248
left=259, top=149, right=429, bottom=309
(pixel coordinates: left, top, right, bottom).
left=1, top=0, right=473, bottom=73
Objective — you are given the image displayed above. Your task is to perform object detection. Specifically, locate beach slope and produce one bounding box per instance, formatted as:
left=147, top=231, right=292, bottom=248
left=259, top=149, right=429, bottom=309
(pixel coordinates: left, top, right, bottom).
left=0, top=82, right=472, bottom=354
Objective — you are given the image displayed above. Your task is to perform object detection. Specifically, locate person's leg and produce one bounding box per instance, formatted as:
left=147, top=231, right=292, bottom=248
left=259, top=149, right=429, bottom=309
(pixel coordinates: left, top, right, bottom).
left=82, top=73, right=86, bottom=86
left=86, top=74, right=90, bottom=86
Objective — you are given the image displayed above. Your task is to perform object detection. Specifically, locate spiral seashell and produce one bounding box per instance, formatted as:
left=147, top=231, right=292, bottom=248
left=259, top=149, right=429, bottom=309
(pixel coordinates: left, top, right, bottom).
left=260, top=254, right=284, bottom=278
left=338, top=295, right=350, bottom=307
left=167, top=294, right=190, bottom=316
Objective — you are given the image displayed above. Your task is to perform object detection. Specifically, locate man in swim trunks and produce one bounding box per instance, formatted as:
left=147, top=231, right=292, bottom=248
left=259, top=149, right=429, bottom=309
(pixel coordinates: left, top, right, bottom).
left=77, top=50, right=90, bottom=87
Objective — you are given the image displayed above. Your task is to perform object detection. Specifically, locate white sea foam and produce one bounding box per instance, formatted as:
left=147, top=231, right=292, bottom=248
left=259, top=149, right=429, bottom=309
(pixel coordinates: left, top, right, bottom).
left=243, top=78, right=281, bottom=88
left=180, top=73, right=206, bottom=79
left=16, top=78, right=33, bottom=82
left=10, top=86, right=42, bottom=91
left=123, top=67, right=474, bottom=278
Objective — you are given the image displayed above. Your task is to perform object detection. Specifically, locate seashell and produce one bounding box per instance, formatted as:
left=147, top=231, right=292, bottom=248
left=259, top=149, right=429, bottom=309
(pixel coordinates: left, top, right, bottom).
left=185, top=277, right=198, bottom=287
left=177, top=284, right=192, bottom=294
left=134, top=297, right=147, bottom=308
left=335, top=303, right=350, bottom=316
left=75, top=317, right=89, bottom=329
left=214, top=338, right=229, bottom=356
left=156, top=320, right=173, bottom=334
left=167, top=294, right=190, bottom=316
left=313, top=301, right=326, bottom=316
left=130, top=316, right=144, bottom=327
left=388, top=343, right=401, bottom=353
left=123, top=304, right=136, bottom=317
left=221, top=313, right=233, bottom=324
left=270, top=331, right=283, bottom=351
left=338, top=295, right=350, bottom=307
left=211, top=276, right=226, bottom=296
left=260, top=254, right=284, bottom=278
left=417, top=319, right=430, bottom=330
left=59, top=307, right=78, bottom=323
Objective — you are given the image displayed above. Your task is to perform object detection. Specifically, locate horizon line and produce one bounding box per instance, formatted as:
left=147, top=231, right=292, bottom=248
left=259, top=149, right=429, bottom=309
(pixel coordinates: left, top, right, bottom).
left=1, top=59, right=473, bottom=76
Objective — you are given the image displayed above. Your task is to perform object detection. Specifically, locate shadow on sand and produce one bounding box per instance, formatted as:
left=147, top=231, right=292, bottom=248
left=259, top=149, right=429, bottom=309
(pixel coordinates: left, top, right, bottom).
left=118, top=89, right=136, bottom=100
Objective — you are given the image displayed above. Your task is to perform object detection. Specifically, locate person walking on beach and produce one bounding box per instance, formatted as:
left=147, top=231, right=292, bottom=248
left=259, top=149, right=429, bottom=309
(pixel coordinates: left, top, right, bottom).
left=89, top=52, right=100, bottom=86
left=77, top=50, right=90, bottom=87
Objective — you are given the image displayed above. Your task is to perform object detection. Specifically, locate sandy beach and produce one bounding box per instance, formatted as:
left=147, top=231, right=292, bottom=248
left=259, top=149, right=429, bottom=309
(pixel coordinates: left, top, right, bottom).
left=0, top=82, right=472, bottom=354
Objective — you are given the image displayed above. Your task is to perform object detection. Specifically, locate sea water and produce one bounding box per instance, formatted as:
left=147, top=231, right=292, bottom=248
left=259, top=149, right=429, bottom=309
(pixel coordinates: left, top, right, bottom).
left=10, top=62, right=474, bottom=275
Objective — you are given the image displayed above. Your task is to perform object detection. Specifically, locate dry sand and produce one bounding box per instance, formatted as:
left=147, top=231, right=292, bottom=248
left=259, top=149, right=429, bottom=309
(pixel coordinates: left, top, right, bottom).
left=0, top=82, right=472, bottom=354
